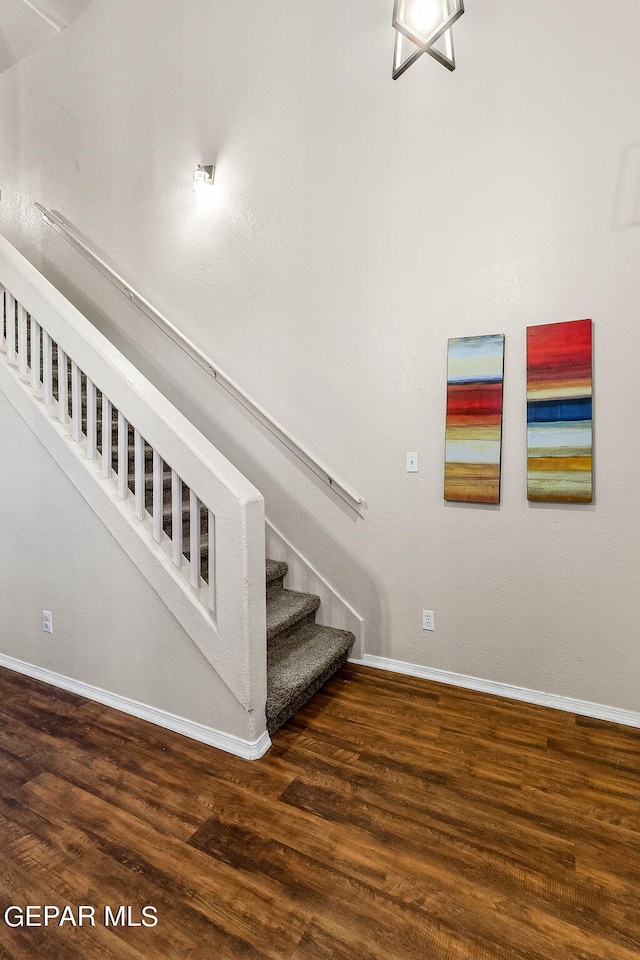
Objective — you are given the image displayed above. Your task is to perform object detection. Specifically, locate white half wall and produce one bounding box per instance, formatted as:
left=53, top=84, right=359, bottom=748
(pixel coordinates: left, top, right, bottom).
left=0, top=389, right=257, bottom=749
left=0, top=0, right=639, bottom=717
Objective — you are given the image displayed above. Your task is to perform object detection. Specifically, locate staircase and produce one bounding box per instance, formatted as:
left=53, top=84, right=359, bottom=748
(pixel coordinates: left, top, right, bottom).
left=46, top=335, right=354, bottom=736
left=265, top=559, right=354, bottom=734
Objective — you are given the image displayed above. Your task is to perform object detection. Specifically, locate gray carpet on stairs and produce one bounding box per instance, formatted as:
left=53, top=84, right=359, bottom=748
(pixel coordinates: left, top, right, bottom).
left=267, top=622, right=354, bottom=734
left=266, top=589, right=320, bottom=641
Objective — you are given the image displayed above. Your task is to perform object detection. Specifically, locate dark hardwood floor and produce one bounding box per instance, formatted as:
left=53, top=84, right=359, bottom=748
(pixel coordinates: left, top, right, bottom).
left=0, top=662, right=639, bottom=959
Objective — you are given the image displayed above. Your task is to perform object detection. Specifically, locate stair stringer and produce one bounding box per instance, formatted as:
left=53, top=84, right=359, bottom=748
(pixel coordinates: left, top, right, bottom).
left=0, top=354, right=266, bottom=716
left=265, top=518, right=364, bottom=660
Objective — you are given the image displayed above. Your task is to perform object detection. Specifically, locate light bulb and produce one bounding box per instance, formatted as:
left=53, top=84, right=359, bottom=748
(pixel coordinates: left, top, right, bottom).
left=407, top=0, right=444, bottom=36
left=193, top=165, right=214, bottom=193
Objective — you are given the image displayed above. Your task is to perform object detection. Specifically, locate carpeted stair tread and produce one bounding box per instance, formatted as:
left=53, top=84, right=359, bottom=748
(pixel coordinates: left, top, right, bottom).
left=267, top=589, right=320, bottom=642
left=266, top=559, right=288, bottom=599
left=144, top=470, right=191, bottom=497
left=266, top=559, right=288, bottom=586
left=266, top=622, right=354, bottom=734
left=161, top=498, right=208, bottom=532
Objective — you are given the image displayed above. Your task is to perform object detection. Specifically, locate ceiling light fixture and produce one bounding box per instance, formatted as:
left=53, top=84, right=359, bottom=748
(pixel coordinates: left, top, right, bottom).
left=392, top=0, right=464, bottom=80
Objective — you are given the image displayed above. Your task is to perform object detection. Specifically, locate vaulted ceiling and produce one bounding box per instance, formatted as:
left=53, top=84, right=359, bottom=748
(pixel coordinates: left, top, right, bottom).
left=0, top=0, right=92, bottom=73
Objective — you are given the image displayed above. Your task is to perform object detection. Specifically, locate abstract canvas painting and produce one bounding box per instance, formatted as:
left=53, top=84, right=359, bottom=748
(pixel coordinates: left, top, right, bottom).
left=527, top=318, right=593, bottom=503
left=445, top=334, right=505, bottom=504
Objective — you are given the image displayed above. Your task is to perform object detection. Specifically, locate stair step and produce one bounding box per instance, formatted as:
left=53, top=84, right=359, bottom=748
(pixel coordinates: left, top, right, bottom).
left=110, top=446, right=173, bottom=475
left=83, top=409, right=120, bottom=426
left=266, top=589, right=319, bottom=644
left=266, top=559, right=288, bottom=587
left=144, top=470, right=189, bottom=496
left=266, top=559, right=287, bottom=599
left=161, top=498, right=208, bottom=535
left=266, top=622, right=354, bottom=735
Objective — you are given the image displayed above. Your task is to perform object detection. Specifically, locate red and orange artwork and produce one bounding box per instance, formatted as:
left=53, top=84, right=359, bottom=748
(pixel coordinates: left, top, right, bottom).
left=445, top=335, right=505, bottom=504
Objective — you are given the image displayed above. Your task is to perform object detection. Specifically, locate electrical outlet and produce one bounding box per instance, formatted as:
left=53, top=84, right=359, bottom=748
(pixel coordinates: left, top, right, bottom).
left=406, top=452, right=419, bottom=473
left=422, top=609, right=435, bottom=632
left=43, top=610, right=53, bottom=634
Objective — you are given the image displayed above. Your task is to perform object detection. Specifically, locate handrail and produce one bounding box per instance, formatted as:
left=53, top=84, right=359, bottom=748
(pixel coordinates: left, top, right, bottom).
left=35, top=203, right=365, bottom=515
left=20, top=0, right=65, bottom=31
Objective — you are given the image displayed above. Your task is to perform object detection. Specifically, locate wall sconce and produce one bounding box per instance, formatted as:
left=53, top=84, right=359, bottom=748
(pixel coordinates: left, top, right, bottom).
left=392, top=0, right=464, bottom=79
left=193, top=164, right=215, bottom=192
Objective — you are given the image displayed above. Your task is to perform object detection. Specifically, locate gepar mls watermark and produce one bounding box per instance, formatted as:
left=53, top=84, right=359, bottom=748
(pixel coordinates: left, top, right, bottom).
left=3, top=905, right=158, bottom=928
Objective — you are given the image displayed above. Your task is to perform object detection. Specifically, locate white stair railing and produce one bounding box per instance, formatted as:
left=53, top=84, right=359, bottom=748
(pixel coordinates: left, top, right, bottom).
left=3, top=298, right=219, bottom=615
left=0, top=235, right=266, bottom=715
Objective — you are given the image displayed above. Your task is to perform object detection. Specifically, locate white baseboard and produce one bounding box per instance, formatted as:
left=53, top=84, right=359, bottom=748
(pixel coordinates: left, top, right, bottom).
left=0, top=653, right=271, bottom=761
left=354, top=654, right=640, bottom=730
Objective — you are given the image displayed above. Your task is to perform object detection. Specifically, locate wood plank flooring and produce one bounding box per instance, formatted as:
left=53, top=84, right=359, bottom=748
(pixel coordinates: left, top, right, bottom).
left=1, top=663, right=640, bottom=959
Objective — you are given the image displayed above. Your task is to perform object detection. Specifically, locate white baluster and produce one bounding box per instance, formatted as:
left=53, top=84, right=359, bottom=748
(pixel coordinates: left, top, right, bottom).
left=6, top=292, right=15, bottom=361
left=134, top=429, right=145, bottom=520
left=172, top=470, right=182, bottom=568
left=208, top=510, right=216, bottom=617
left=17, top=304, right=28, bottom=376
left=102, top=397, right=113, bottom=479
left=42, top=333, right=53, bottom=405
left=30, top=318, right=41, bottom=391
left=71, top=362, right=82, bottom=442
left=152, top=450, right=163, bottom=543
left=117, top=412, right=128, bottom=499
left=57, top=347, right=68, bottom=424
left=190, top=489, right=201, bottom=588
left=86, top=379, right=97, bottom=460
left=0, top=285, right=4, bottom=349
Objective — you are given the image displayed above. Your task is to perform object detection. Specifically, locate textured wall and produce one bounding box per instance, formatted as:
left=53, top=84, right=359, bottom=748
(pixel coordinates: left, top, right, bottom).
left=0, top=0, right=639, bottom=712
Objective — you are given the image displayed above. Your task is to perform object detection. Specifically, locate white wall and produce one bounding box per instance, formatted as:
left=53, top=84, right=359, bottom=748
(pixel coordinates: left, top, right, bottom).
left=0, top=0, right=639, bottom=712
left=0, top=391, right=253, bottom=740
left=52, top=0, right=94, bottom=22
